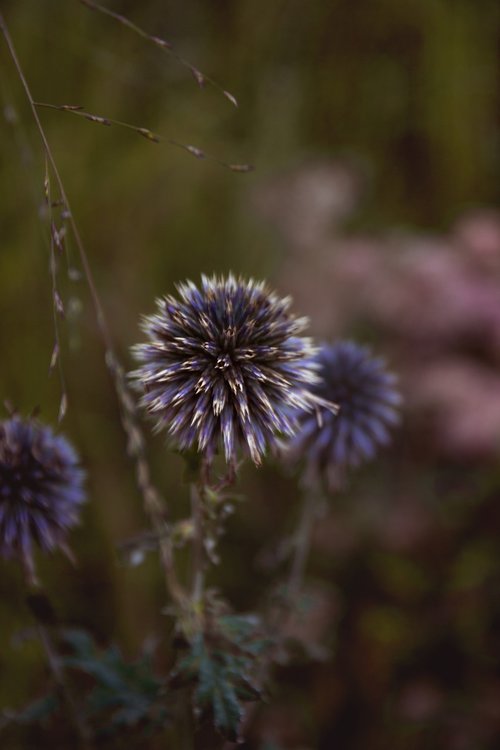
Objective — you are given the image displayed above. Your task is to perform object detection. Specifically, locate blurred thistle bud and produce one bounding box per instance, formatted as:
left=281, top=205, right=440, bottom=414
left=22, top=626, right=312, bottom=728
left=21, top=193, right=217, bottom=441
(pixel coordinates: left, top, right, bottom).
left=0, top=415, right=85, bottom=582
left=288, top=341, right=401, bottom=489
left=131, top=274, right=329, bottom=467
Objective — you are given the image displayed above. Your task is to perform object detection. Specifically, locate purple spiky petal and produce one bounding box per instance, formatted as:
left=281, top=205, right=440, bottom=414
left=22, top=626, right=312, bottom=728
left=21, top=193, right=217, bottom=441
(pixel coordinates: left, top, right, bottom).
left=131, top=274, right=323, bottom=466
left=0, top=416, right=85, bottom=578
left=289, top=341, right=402, bottom=488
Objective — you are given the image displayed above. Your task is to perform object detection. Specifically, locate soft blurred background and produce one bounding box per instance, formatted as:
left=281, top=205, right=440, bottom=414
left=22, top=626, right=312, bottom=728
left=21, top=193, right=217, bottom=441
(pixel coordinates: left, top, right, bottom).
left=2, top=0, right=500, bottom=748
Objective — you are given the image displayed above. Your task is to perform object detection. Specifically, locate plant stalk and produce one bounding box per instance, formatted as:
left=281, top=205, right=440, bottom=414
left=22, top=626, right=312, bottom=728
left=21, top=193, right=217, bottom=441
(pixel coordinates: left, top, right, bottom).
left=287, top=491, right=320, bottom=599
left=0, top=10, right=187, bottom=609
left=190, top=482, right=205, bottom=609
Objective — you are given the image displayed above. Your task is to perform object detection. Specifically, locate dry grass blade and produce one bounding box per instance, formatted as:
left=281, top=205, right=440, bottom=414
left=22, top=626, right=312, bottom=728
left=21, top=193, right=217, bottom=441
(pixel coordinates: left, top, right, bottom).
left=79, top=0, right=239, bottom=107
left=35, top=101, right=254, bottom=173
left=1, top=76, right=71, bottom=418
left=49, top=342, right=59, bottom=373
left=0, top=12, right=179, bottom=595
left=44, top=159, right=68, bottom=422
left=58, top=392, right=68, bottom=423
left=168, top=140, right=254, bottom=172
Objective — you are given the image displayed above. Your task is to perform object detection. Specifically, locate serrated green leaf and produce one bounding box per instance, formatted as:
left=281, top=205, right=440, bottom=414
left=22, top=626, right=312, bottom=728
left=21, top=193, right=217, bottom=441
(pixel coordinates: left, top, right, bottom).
left=193, top=640, right=243, bottom=740
left=212, top=676, right=242, bottom=741
left=56, top=629, right=169, bottom=736
left=13, top=693, right=59, bottom=724
left=63, top=655, right=126, bottom=691
left=233, top=676, right=262, bottom=702
left=245, top=637, right=272, bottom=656
left=110, top=699, right=151, bottom=726
left=217, top=614, right=262, bottom=648
left=195, top=642, right=215, bottom=703
left=61, top=628, right=94, bottom=657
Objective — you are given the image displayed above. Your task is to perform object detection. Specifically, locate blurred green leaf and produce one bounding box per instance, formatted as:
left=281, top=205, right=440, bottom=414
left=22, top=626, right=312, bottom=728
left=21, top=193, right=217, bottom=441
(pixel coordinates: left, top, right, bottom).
left=9, top=694, right=59, bottom=725
left=170, top=613, right=265, bottom=739
left=60, top=629, right=169, bottom=736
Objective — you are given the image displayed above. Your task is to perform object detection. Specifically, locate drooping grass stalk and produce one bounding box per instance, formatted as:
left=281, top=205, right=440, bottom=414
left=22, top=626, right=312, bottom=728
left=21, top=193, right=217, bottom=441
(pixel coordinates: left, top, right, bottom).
left=0, top=11, right=185, bottom=607
left=44, top=159, right=69, bottom=423
left=0, top=74, right=70, bottom=420
left=34, top=102, right=253, bottom=172
left=79, top=0, right=239, bottom=108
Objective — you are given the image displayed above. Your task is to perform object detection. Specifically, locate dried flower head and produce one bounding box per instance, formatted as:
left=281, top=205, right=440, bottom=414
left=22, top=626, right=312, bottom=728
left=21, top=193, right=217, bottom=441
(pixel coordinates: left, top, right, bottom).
left=131, top=274, right=324, bottom=466
left=0, top=416, right=85, bottom=579
left=289, top=341, right=401, bottom=488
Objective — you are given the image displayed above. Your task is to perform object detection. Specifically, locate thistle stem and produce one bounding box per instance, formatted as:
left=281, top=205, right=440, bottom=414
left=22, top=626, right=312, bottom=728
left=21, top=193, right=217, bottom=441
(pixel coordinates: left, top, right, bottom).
left=142, top=487, right=188, bottom=609
left=190, top=483, right=205, bottom=608
left=287, top=491, right=320, bottom=599
left=235, top=492, right=323, bottom=746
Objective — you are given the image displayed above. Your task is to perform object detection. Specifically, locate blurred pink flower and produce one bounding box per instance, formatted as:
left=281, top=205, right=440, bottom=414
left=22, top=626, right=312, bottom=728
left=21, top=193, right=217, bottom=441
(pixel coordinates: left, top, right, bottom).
left=408, top=359, right=500, bottom=459
left=252, top=160, right=500, bottom=461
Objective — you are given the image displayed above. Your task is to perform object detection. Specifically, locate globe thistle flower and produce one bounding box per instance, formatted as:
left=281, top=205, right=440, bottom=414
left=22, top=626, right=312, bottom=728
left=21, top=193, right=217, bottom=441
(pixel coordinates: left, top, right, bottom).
left=0, top=416, right=85, bottom=580
left=289, top=341, right=401, bottom=489
left=131, top=274, right=326, bottom=466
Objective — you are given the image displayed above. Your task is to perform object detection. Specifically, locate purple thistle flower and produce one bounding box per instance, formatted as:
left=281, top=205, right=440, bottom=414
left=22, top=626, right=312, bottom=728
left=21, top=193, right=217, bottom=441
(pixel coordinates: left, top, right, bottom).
left=0, top=416, right=85, bottom=579
left=131, top=274, right=323, bottom=466
left=289, top=341, right=401, bottom=488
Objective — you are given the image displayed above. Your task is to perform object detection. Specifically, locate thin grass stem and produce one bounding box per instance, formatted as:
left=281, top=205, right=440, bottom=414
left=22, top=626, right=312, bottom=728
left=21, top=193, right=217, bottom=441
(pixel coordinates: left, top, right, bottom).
left=79, top=0, right=239, bottom=108
left=34, top=101, right=253, bottom=172
left=0, top=10, right=186, bottom=608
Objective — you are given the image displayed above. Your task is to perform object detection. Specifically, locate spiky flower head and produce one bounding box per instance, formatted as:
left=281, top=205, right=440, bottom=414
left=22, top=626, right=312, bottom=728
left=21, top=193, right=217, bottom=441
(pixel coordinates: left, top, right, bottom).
left=289, top=341, right=401, bottom=489
left=131, top=274, right=323, bottom=466
left=0, top=416, right=85, bottom=579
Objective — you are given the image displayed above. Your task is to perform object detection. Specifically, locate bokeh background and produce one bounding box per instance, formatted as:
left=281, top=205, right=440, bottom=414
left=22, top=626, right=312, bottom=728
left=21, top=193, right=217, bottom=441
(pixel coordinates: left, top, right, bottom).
left=2, top=0, right=500, bottom=748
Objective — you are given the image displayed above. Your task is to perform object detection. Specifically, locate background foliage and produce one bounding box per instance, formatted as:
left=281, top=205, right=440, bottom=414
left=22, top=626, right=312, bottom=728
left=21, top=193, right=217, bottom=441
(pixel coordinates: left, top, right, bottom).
left=2, top=0, right=500, bottom=748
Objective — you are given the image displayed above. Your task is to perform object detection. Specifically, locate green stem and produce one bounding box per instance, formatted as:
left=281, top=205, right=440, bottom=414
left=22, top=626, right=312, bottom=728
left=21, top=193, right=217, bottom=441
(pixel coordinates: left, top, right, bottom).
left=287, top=491, right=320, bottom=599
left=239, top=492, right=323, bottom=744
left=190, top=483, right=205, bottom=609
